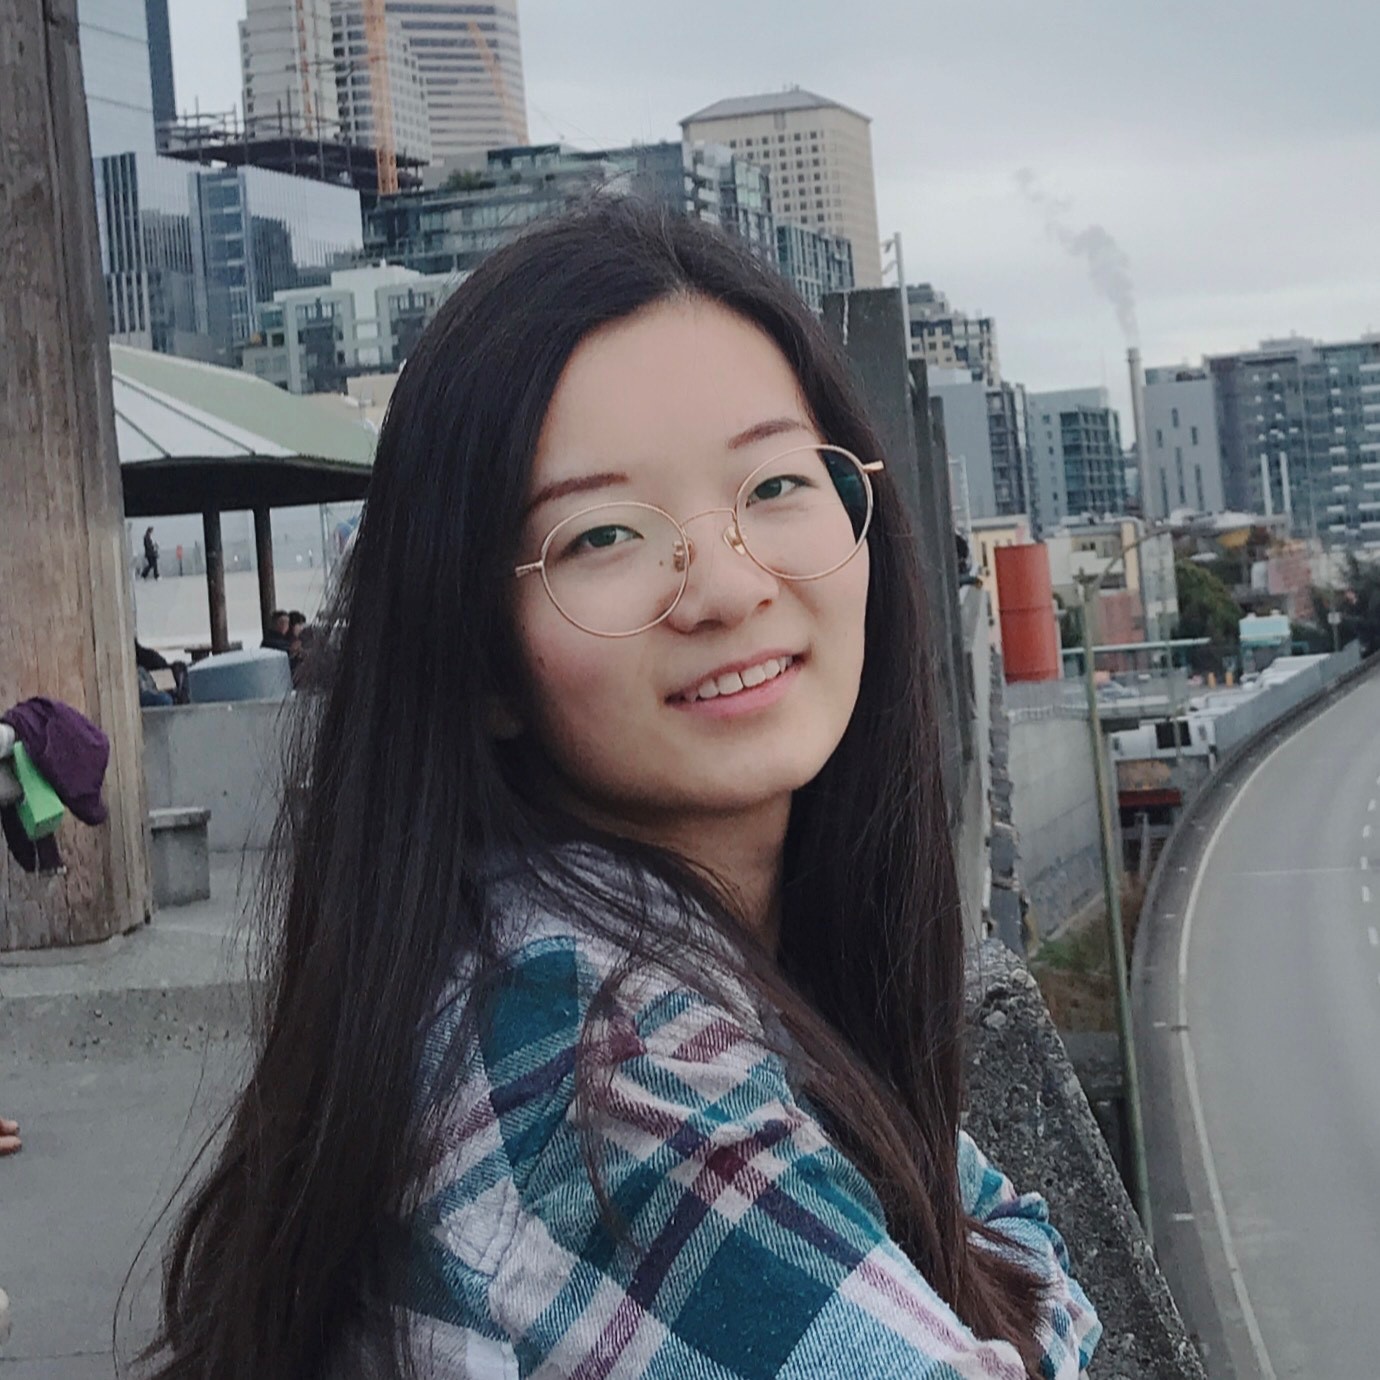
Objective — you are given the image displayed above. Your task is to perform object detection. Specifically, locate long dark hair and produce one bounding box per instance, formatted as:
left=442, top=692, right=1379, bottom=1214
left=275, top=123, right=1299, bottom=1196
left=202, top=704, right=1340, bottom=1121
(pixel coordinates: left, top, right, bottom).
left=143, top=197, right=1046, bottom=1377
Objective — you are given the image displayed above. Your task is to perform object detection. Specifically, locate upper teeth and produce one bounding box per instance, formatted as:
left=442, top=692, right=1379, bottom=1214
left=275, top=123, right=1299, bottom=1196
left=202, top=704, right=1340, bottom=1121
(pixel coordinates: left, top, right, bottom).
left=687, top=656, right=793, bottom=701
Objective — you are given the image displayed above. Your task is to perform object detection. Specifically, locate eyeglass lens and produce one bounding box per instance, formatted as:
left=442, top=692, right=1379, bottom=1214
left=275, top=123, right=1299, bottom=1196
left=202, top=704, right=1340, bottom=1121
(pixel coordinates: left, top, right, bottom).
left=539, top=446, right=871, bottom=636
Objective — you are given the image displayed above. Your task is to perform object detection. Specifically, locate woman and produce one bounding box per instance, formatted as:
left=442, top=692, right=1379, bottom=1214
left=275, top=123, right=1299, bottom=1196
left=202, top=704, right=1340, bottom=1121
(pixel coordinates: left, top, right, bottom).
left=145, top=199, right=1099, bottom=1378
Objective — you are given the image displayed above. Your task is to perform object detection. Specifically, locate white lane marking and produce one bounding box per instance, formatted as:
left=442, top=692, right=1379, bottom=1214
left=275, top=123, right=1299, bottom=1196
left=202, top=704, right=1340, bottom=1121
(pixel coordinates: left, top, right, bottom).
left=1369, top=927, right=1379, bottom=947
left=1365, top=886, right=1373, bottom=904
left=1371, top=799, right=1378, bottom=813
left=1366, top=825, right=1373, bottom=840
left=1363, top=857, right=1371, bottom=871
left=1233, top=867, right=1352, bottom=876
left=1172, top=1212, right=1197, bottom=1223
left=1179, top=733, right=1296, bottom=1380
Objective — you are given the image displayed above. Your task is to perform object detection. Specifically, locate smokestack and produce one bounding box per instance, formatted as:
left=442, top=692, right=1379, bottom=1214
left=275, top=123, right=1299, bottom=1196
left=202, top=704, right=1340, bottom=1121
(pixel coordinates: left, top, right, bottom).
left=1127, top=347, right=1150, bottom=515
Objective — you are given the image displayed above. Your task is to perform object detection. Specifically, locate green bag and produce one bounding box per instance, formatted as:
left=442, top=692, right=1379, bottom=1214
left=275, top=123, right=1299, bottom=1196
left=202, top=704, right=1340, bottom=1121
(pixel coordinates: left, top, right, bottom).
left=12, top=741, right=65, bottom=840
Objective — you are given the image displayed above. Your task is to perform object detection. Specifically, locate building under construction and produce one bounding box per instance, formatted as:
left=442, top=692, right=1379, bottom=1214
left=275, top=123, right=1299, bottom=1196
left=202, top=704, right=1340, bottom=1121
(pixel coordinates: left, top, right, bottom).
left=159, top=110, right=426, bottom=201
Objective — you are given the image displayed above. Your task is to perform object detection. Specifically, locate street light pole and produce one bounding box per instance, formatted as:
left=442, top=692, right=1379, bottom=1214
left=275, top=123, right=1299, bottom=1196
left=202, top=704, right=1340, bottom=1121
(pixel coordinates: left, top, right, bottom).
left=1078, top=560, right=1154, bottom=1245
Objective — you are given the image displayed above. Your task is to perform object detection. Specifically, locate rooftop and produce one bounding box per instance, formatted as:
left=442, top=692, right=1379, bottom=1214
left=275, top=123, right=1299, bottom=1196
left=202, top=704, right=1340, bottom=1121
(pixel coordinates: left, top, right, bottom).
left=112, top=344, right=375, bottom=516
left=681, top=88, right=868, bottom=125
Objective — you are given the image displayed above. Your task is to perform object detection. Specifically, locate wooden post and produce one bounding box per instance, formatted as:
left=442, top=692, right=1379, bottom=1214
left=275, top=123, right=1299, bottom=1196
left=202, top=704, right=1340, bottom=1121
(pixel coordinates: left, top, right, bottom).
left=253, top=505, right=276, bottom=636
left=0, top=0, right=150, bottom=948
left=203, top=510, right=229, bottom=653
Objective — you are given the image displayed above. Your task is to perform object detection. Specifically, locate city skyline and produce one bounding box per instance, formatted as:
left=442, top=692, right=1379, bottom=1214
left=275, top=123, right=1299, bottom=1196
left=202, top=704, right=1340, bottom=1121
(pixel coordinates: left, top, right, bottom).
left=163, top=0, right=1380, bottom=431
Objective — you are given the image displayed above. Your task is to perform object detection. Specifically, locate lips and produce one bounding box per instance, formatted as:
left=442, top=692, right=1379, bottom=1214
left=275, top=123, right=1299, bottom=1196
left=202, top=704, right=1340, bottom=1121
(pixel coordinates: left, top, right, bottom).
left=670, top=653, right=799, bottom=704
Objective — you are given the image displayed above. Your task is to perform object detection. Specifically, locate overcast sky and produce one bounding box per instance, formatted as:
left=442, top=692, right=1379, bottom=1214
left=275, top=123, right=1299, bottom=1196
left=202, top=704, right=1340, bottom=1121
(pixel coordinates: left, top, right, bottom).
left=169, top=0, right=1380, bottom=425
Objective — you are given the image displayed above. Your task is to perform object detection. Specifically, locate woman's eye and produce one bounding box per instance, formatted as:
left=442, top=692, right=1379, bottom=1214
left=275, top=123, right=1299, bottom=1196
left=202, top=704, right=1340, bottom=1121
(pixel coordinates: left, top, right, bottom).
left=747, top=474, right=809, bottom=505
left=564, top=524, right=640, bottom=557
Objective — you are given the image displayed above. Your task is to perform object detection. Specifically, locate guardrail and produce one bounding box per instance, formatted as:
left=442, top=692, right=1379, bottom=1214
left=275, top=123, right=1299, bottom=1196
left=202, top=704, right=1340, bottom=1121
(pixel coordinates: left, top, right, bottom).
left=1005, top=671, right=1191, bottom=724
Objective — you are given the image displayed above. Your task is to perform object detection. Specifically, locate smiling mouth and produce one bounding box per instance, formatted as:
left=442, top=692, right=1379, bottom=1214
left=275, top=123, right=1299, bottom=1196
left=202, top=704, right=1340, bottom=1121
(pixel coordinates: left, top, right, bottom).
left=671, top=654, right=798, bottom=704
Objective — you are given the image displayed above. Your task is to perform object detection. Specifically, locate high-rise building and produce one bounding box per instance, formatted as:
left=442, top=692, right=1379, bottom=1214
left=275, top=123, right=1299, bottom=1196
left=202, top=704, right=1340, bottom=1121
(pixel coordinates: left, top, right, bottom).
left=96, top=151, right=362, bottom=362
left=775, top=223, right=854, bottom=315
left=241, top=0, right=341, bottom=140
left=386, top=1, right=528, bottom=160
left=1207, top=335, right=1380, bottom=551
left=1141, top=365, right=1223, bottom=519
left=331, top=1, right=433, bottom=165
left=77, top=0, right=156, bottom=157
left=681, top=88, right=883, bottom=287
left=906, top=284, right=999, bottom=386
left=144, top=0, right=176, bottom=134
left=929, top=370, right=1031, bottom=522
left=1026, top=387, right=1127, bottom=527
left=685, top=142, right=776, bottom=266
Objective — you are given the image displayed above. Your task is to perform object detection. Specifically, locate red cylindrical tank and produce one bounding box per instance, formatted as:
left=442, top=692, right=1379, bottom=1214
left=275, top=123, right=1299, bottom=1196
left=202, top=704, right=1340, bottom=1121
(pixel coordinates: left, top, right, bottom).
left=995, top=544, right=1060, bottom=682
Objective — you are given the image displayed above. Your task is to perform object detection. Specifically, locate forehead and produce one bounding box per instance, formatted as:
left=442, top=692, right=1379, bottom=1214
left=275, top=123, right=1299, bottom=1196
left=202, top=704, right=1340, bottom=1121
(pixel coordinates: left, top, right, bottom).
left=532, top=298, right=809, bottom=479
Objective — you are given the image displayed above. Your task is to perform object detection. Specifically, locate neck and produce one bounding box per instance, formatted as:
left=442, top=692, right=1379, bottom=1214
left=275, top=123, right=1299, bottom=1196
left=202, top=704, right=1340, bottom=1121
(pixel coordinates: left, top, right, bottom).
left=567, top=792, right=789, bottom=949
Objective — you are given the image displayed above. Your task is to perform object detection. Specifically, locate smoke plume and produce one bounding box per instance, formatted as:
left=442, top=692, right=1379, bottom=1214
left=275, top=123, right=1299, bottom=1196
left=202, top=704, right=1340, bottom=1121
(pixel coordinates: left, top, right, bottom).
left=1014, top=167, right=1139, bottom=345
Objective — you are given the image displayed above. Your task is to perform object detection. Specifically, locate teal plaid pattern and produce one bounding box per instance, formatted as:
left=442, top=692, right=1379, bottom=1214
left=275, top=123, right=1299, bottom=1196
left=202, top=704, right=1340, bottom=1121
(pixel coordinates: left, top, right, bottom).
left=399, top=909, right=1102, bottom=1379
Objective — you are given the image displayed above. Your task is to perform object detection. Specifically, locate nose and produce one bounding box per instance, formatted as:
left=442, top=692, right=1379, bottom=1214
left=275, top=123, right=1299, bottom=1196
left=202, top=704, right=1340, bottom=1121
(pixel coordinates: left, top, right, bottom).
left=664, top=509, right=777, bottom=633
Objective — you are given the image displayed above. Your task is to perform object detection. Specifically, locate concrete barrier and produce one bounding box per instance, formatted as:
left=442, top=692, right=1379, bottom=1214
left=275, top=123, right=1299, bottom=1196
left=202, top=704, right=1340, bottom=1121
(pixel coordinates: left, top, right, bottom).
left=149, top=805, right=212, bottom=905
left=142, top=700, right=289, bottom=853
left=966, top=941, right=1206, bottom=1379
left=1210, top=642, right=1362, bottom=758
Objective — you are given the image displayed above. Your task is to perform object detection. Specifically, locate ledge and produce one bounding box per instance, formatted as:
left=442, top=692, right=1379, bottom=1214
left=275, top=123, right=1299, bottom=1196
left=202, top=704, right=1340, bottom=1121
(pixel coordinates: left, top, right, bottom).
left=965, top=940, right=1206, bottom=1379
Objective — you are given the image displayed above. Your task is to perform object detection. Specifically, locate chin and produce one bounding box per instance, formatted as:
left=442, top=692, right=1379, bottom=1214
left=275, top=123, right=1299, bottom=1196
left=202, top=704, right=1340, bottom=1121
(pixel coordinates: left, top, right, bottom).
left=675, top=745, right=834, bottom=813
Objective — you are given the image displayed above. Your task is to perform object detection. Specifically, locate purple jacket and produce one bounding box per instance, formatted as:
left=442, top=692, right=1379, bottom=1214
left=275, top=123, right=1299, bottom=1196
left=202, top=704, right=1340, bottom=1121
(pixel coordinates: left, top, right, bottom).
left=1, top=697, right=110, bottom=825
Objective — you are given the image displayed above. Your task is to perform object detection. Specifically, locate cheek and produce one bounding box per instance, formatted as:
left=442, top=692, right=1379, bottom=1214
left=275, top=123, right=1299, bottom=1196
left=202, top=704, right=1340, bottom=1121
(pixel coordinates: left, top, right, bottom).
left=514, top=597, right=648, bottom=749
left=827, top=549, right=870, bottom=684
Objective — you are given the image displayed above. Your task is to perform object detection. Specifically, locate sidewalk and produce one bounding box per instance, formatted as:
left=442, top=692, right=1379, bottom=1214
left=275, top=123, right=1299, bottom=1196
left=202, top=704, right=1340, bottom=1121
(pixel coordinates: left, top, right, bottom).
left=1, top=857, right=261, bottom=1377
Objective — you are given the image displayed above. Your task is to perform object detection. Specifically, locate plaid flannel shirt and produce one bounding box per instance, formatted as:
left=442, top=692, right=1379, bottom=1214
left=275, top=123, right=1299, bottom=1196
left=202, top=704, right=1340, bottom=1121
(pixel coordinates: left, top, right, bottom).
left=401, top=889, right=1102, bottom=1379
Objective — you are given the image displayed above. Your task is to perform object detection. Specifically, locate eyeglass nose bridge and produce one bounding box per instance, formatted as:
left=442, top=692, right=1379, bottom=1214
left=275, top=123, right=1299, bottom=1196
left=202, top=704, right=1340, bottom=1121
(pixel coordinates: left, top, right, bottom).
left=679, top=505, right=749, bottom=566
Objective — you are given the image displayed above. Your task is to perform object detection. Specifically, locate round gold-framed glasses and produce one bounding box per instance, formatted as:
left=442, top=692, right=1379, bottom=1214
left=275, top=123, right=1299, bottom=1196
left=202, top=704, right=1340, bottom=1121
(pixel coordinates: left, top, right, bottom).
left=513, top=444, right=884, bottom=638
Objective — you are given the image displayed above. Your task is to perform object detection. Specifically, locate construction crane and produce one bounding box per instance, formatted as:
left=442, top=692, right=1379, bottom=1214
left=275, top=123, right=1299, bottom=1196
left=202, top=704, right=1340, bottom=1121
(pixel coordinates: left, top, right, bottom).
left=364, top=0, right=398, bottom=194
left=466, top=18, right=524, bottom=145
left=293, top=0, right=317, bottom=133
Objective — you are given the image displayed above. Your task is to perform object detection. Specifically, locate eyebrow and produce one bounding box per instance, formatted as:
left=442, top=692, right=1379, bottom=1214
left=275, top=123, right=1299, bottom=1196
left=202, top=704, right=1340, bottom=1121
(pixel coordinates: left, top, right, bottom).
left=725, top=417, right=810, bottom=450
left=525, top=471, right=630, bottom=515
left=525, top=418, right=811, bottom=514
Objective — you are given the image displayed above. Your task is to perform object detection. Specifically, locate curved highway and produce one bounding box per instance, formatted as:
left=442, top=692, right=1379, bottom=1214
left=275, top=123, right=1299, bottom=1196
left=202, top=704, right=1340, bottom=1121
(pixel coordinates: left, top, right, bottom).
left=1138, top=670, right=1380, bottom=1379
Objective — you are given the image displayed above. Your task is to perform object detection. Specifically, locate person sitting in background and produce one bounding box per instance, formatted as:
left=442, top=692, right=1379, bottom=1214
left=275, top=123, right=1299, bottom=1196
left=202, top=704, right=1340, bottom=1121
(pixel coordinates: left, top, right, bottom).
left=135, top=640, right=188, bottom=705
left=285, top=611, right=309, bottom=684
left=260, top=610, right=292, bottom=655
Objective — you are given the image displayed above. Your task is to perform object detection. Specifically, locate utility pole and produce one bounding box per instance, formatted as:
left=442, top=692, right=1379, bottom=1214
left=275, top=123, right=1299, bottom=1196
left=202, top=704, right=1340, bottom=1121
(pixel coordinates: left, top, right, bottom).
left=0, top=0, right=150, bottom=948
left=1078, top=572, right=1153, bottom=1244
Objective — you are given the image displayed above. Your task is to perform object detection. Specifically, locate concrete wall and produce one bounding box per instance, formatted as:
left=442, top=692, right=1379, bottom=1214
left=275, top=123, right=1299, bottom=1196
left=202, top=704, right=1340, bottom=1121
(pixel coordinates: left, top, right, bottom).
left=142, top=700, right=290, bottom=853
left=1008, top=707, right=1102, bottom=934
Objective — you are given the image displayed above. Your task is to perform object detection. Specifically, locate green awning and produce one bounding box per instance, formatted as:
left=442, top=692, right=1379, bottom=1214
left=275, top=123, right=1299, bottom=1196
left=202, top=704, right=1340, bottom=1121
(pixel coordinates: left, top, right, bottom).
left=113, top=343, right=376, bottom=516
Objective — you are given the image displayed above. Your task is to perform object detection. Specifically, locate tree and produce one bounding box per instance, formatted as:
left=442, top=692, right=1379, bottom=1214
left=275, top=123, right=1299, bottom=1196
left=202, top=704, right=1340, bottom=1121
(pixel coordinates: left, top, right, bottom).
left=441, top=169, right=494, bottom=193
left=1173, top=558, right=1241, bottom=673
left=1055, top=595, right=1083, bottom=652
left=1330, top=555, right=1380, bottom=656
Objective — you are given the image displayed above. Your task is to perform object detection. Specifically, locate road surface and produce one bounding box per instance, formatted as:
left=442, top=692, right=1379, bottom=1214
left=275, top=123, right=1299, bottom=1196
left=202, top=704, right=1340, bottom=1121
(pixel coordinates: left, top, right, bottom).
left=1139, top=671, right=1380, bottom=1378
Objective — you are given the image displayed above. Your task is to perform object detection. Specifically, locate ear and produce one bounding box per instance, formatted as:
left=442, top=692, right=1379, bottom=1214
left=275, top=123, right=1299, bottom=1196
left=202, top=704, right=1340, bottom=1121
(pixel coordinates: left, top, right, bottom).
left=484, top=697, right=523, bottom=741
